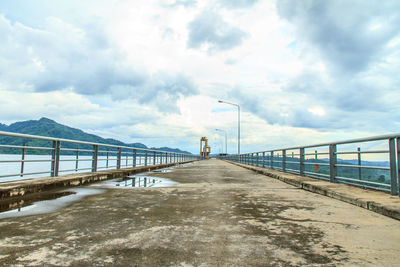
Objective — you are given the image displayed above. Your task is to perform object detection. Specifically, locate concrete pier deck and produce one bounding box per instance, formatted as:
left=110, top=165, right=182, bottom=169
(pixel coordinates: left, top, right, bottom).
left=226, top=160, right=400, bottom=221
left=1, top=159, right=400, bottom=266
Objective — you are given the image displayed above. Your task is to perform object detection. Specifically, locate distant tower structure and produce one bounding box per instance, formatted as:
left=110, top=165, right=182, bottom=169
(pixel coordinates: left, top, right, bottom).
left=200, top=137, right=211, bottom=159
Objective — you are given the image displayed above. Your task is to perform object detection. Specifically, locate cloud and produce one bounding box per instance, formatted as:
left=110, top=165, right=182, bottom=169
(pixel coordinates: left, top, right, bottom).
left=187, top=10, right=248, bottom=52
left=225, top=0, right=400, bottom=134
left=217, top=0, right=260, bottom=9
left=228, top=64, right=400, bottom=133
left=276, top=0, right=400, bottom=74
left=161, top=0, right=197, bottom=8
left=1, top=0, right=399, bottom=153
left=0, top=15, right=198, bottom=113
left=109, top=72, right=198, bottom=113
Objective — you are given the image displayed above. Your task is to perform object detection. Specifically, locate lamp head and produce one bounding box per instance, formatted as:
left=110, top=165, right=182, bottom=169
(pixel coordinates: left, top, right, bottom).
left=218, top=100, right=223, bottom=103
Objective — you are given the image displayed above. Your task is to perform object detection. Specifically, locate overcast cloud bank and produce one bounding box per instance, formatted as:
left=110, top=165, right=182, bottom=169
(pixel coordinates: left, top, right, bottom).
left=0, top=0, right=399, bottom=153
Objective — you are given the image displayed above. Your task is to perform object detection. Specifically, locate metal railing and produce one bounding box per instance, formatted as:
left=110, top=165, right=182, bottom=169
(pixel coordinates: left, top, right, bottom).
left=0, top=131, right=200, bottom=182
left=219, top=133, right=400, bottom=196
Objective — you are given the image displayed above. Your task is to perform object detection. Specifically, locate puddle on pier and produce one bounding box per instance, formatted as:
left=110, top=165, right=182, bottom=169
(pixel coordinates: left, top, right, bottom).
left=0, top=188, right=105, bottom=220
left=90, top=175, right=178, bottom=189
left=0, top=169, right=180, bottom=220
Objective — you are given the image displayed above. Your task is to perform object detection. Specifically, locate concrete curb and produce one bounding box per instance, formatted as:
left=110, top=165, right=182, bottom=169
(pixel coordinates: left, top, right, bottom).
left=0, top=160, right=196, bottom=200
left=225, top=160, right=400, bottom=221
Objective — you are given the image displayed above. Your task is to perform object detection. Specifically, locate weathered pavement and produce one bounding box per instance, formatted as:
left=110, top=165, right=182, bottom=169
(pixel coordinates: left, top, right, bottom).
left=1, top=159, right=400, bottom=266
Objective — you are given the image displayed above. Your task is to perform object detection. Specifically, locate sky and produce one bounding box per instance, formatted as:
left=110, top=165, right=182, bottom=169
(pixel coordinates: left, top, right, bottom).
left=0, top=0, right=399, bottom=154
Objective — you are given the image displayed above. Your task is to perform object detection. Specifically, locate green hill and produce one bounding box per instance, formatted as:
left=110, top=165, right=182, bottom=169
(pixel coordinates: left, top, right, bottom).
left=0, top=118, right=191, bottom=155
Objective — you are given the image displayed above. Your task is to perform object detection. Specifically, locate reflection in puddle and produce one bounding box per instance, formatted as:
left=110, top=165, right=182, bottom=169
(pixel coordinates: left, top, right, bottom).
left=0, top=188, right=105, bottom=220
left=116, top=176, right=160, bottom=188
left=91, top=175, right=178, bottom=189
left=0, top=191, right=76, bottom=213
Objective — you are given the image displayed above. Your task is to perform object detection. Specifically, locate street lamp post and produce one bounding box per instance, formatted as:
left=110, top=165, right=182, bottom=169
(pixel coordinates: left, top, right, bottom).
left=215, top=128, right=227, bottom=154
left=218, top=100, right=240, bottom=155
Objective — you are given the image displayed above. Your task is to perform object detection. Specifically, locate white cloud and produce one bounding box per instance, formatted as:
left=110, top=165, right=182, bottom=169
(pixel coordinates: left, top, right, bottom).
left=276, top=0, right=400, bottom=74
left=307, top=106, right=326, bottom=117
left=0, top=0, right=398, bottom=154
left=187, top=9, right=248, bottom=52
left=0, top=14, right=198, bottom=114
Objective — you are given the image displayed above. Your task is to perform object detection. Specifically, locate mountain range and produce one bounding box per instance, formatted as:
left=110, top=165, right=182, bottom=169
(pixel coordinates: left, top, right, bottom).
left=0, top=118, right=191, bottom=154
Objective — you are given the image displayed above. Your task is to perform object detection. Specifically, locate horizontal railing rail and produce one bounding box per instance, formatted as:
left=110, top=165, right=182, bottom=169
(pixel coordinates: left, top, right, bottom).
left=0, top=130, right=201, bottom=182
left=219, top=133, right=400, bottom=196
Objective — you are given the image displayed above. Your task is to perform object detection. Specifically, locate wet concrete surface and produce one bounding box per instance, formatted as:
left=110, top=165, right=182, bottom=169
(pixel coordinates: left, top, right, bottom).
left=0, top=188, right=105, bottom=220
left=0, top=159, right=400, bottom=266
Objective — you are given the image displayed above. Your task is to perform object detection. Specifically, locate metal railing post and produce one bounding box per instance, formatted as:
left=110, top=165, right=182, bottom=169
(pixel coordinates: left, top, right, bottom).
left=270, top=151, right=274, bottom=169
left=133, top=149, right=137, bottom=167
left=117, top=147, right=122, bottom=169
left=51, top=140, right=61, bottom=177
left=389, top=138, right=398, bottom=195
left=300, top=147, right=305, bottom=176
left=51, top=141, right=56, bottom=177
left=329, top=144, right=337, bottom=183
left=91, top=144, right=98, bottom=173
left=282, top=149, right=286, bottom=171
left=262, top=152, right=265, bottom=168
left=144, top=151, right=148, bottom=166
left=75, top=148, right=79, bottom=171
left=397, top=138, right=400, bottom=196
left=153, top=151, right=156, bottom=165
left=106, top=149, right=109, bottom=168
left=357, top=147, right=362, bottom=180
left=20, top=142, right=26, bottom=177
